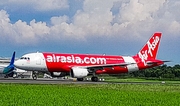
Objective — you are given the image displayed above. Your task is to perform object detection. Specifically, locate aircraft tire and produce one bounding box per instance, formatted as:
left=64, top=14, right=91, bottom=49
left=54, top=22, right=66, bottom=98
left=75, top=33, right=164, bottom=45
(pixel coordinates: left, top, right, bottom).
left=77, top=78, right=84, bottom=81
left=13, top=73, right=17, bottom=78
left=33, top=76, right=37, bottom=80
left=32, top=75, right=37, bottom=80
left=4, top=75, right=8, bottom=78
left=91, top=76, right=98, bottom=82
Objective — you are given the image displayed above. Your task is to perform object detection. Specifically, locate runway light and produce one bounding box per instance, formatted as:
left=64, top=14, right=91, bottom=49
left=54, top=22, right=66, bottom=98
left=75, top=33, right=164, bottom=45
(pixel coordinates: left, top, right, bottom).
left=161, top=81, right=165, bottom=84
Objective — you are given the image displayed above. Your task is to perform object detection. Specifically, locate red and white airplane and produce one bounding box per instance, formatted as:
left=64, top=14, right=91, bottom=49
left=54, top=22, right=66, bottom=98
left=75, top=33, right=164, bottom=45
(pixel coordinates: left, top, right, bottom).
left=14, top=32, right=168, bottom=81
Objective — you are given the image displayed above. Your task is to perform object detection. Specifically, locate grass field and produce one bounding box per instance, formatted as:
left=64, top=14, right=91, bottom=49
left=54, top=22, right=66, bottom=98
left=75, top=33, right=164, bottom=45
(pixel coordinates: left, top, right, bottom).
left=106, top=78, right=180, bottom=84
left=0, top=83, right=180, bottom=106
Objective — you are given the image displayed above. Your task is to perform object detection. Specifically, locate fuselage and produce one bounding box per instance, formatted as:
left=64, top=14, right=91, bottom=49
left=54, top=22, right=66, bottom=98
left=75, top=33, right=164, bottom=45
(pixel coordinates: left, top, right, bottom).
left=14, top=52, right=163, bottom=74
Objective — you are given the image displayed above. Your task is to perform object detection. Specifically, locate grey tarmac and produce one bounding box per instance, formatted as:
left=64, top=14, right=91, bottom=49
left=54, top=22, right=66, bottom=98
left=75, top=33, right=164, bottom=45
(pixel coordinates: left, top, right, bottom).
left=0, top=78, right=168, bottom=85
left=0, top=78, right=108, bottom=84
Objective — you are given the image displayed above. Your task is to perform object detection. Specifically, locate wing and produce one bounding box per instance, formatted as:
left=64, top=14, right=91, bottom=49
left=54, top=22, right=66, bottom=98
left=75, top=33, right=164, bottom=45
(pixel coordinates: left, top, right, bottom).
left=76, top=62, right=135, bottom=70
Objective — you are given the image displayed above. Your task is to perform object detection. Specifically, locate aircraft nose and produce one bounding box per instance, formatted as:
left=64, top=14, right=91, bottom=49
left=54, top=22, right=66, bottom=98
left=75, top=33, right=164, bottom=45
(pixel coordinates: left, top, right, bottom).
left=14, top=60, right=22, bottom=68
left=14, top=60, right=18, bottom=67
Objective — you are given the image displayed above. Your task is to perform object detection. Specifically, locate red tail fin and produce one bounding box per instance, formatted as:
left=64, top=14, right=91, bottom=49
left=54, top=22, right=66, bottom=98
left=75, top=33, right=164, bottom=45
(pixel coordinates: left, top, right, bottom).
left=137, top=32, right=162, bottom=63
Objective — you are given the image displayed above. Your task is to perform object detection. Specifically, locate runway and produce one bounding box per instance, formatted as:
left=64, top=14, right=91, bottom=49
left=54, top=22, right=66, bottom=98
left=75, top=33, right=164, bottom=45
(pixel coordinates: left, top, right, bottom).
left=0, top=78, right=170, bottom=85
left=0, top=78, right=108, bottom=84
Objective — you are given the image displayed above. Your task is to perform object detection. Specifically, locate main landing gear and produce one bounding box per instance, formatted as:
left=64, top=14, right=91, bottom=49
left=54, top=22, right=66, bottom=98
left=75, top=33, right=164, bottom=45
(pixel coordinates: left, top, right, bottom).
left=91, top=76, right=98, bottom=82
left=32, top=71, right=37, bottom=80
left=77, top=78, right=84, bottom=81
left=91, top=73, right=98, bottom=82
left=77, top=76, right=99, bottom=82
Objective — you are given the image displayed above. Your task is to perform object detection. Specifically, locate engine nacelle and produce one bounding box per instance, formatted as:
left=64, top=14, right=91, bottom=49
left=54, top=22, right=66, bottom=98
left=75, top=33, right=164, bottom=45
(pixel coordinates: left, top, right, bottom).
left=50, top=72, right=67, bottom=77
left=70, top=67, right=89, bottom=78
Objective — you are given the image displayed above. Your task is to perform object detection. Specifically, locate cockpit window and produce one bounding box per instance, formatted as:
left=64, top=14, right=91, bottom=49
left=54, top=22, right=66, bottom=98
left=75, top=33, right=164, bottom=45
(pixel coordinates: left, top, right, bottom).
left=20, top=57, right=30, bottom=60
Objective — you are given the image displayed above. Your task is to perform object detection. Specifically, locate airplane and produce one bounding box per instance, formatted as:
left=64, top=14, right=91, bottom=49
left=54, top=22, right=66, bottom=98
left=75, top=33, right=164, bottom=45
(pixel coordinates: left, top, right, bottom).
left=14, top=32, right=168, bottom=81
left=0, top=52, right=16, bottom=78
left=0, top=52, right=28, bottom=78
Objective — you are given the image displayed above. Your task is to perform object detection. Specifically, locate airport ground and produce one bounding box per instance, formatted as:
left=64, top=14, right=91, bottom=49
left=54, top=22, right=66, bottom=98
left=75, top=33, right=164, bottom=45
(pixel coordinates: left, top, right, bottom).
left=1, top=76, right=180, bottom=85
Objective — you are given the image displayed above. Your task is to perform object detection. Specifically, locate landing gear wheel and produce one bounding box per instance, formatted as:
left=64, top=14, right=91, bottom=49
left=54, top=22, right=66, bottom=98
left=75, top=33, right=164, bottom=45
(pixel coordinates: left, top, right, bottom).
left=91, top=76, right=98, bottom=82
left=4, top=75, right=8, bottom=78
left=13, top=73, right=17, bottom=78
left=32, top=75, right=37, bottom=80
left=32, top=71, right=37, bottom=80
left=21, top=75, right=24, bottom=78
left=77, top=78, right=84, bottom=81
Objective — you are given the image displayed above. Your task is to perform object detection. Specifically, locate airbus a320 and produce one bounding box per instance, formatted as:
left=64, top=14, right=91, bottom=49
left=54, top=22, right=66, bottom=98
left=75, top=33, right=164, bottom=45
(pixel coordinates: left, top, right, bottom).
left=14, top=32, right=168, bottom=81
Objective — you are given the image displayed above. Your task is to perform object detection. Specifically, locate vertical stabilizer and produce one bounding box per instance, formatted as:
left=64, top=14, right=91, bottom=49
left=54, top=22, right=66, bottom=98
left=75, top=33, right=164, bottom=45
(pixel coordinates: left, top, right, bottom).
left=3, top=52, right=15, bottom=74
left=9, top=51, right=15, bottom=66
left=137, top=33, right=162, bottom=63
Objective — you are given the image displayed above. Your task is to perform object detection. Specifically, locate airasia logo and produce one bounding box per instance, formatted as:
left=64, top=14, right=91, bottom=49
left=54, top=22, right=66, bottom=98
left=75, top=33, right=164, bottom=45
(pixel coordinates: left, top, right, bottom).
left=138, top=36, right=160, bottom=65
left=46, top=54, right=107, bottom=64
left=147, top=36, right=159, bottom=57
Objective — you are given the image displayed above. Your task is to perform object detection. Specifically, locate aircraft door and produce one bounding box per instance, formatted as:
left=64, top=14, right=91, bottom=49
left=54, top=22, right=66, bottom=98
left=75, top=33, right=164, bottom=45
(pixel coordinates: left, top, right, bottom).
left=36, top=54, right=41, bottom=65
left=36, top=59, right=41, bottom=65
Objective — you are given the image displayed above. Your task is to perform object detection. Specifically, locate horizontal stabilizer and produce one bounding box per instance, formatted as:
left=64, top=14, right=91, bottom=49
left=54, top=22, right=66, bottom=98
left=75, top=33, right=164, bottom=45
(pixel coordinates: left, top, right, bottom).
left=146, top=60, right=170, bottom=66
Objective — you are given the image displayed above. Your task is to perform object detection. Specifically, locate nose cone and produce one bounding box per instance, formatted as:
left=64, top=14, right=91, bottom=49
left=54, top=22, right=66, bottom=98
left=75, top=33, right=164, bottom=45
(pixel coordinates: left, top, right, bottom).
left=14, top=60, right=22, bottom=68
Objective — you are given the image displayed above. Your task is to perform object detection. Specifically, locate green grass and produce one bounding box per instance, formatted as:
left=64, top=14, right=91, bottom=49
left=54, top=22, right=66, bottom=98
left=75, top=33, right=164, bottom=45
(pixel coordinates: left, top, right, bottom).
left=0, top=83, right=180, bottom=106
left=104, top=77, right=180, bottom=84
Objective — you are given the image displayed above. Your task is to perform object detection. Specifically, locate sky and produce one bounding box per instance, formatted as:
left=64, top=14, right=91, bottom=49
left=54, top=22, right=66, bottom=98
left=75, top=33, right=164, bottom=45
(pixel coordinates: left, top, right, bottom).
left=0, top=0, right=179, bottom=66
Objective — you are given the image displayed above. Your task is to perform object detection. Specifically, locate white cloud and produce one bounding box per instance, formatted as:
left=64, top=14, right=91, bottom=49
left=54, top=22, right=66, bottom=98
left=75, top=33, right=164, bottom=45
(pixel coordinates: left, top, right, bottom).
left=0, top=10, right=50, bottom=45
left=51, top=15, right=69, bottom=25
left=0, top=0, right=69, bottom=11
left=33, top=0, right=69, bottom=11
left=168, top=21, right=180, bottom=34
left=0, top=10, right=13, bottom=42
left=13, top=20, right=36, bottom=43
left=30, top=20, right=50, bottom=38
left=0, top=0, right=180, bottom=45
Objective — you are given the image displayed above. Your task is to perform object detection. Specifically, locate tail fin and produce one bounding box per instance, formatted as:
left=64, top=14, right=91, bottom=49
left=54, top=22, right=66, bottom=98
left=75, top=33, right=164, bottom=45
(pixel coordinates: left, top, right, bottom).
left=137, top=33, right=162, bottom=62
left=3, top=52, right=16, bottom=74
left=9, top=51, right=15, bottom=66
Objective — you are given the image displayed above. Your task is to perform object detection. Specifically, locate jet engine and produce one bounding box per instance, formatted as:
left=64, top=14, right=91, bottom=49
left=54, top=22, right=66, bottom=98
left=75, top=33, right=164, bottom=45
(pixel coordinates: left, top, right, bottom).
left=70, top=67, right=89, bottom=78
left=50, top=72, right=67, bottom=77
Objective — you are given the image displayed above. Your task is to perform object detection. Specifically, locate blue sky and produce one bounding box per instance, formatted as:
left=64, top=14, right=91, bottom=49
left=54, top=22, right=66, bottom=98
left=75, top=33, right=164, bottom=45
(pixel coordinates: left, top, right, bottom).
left=0, top=0, right=179, bottom=66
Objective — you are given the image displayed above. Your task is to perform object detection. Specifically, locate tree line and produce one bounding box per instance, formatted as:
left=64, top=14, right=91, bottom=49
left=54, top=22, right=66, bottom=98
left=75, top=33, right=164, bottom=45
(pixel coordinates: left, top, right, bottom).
left=111, top=64, right=180, bottom=80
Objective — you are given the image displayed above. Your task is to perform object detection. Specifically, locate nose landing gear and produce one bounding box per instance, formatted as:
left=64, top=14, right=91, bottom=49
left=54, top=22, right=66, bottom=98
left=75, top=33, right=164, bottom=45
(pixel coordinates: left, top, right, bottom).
left=32, top=71, right=37, bottom=80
